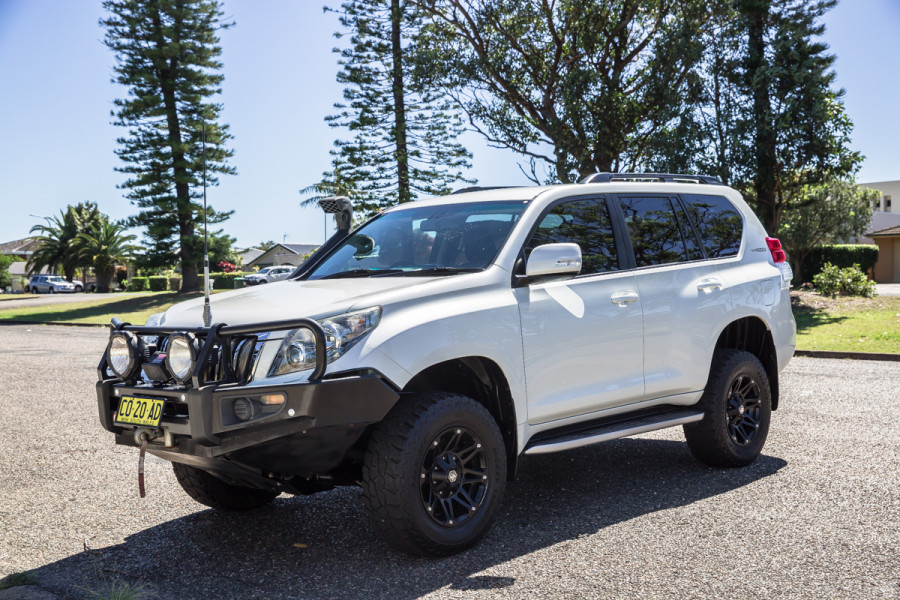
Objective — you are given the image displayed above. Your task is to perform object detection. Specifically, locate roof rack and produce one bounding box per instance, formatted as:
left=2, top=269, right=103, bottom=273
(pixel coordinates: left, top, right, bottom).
left=579, top=172, right=724, bottom=185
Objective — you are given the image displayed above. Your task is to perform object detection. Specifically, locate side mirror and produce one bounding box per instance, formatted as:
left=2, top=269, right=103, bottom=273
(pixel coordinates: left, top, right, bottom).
left=525, top=243, right=582, bottom=279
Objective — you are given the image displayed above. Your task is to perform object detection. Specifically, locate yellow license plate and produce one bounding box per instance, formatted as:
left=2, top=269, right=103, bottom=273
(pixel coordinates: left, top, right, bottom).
left=115, top=396, right=165, bottom=427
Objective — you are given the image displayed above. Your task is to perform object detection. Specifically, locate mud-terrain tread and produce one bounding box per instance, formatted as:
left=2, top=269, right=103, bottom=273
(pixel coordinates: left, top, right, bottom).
left=362, top=392, right=506, bottom=556
left=684, top=349, right=772, bottom=468
left=172, top=462, right=277, bottom=510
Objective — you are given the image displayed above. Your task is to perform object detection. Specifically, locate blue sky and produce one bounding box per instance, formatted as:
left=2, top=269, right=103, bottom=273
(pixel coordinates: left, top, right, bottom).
left=0, top=0, right=898, bottom=249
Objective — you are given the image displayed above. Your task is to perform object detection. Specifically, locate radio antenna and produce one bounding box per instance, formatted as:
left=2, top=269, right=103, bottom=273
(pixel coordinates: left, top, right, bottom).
left=201, top=121, right=212, bottom=327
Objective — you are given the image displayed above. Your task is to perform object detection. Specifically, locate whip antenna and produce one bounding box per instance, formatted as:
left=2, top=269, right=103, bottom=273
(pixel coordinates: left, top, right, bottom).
left=201, top=122, right=211, bottom=327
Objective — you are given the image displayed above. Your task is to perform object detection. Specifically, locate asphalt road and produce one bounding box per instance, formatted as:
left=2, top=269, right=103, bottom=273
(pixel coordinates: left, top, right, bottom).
left=1, top=324, right=898, bottom=599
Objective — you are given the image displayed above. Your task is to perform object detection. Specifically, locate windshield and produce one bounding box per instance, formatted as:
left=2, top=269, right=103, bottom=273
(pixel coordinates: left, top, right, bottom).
left=48, top=276, right=67, bottom=283
left=307, top=201, right=528, bottom=280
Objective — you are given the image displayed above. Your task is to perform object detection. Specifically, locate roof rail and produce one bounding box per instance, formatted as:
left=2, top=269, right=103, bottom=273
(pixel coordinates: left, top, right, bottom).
left=450, top=186, right=521, bottom=195
left=579, top=172, right=724, bottom=185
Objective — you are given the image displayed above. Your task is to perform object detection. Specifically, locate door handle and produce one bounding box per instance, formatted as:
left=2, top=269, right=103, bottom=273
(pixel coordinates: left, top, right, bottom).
left=697, top=278, right=723, bottom=292
left=610, top=291, right=639, bottom=306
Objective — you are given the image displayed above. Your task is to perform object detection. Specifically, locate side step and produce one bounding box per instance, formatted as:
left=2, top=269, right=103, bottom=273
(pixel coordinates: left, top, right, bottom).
left=523, top=407, right=704, bottom=455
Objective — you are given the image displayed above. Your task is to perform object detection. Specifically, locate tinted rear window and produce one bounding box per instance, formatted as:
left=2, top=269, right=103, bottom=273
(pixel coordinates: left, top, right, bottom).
left=681, top=194, right=743, bottom=258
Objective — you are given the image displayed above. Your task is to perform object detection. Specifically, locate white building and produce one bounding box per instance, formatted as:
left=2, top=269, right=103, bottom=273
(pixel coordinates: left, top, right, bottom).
left=860, top=181, right=900, bottom=282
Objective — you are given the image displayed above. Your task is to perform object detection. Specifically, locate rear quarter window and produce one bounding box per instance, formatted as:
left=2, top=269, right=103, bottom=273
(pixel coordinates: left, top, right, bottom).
left=681, top=194, right=743, bottom=258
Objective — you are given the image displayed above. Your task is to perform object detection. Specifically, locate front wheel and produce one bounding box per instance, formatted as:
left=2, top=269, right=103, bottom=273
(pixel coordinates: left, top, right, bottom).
left=172, top=462, right=277, bottom=510
left=363, top=392, right=507, bottom=556
left=48, top=287, right=55, bottom=294
left=684, top=349, right=772, bottom=468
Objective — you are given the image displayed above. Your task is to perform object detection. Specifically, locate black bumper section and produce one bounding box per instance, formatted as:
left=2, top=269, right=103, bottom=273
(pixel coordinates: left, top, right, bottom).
left=97, top=373, right=400, bottom=480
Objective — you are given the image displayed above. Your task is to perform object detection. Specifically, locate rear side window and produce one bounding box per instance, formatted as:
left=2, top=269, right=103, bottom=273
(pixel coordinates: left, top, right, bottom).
left=681, top=194, right=743, bottom=258
left=525, top=198, right=618, bottom=275
left=617, top=196, right=690, bottom=267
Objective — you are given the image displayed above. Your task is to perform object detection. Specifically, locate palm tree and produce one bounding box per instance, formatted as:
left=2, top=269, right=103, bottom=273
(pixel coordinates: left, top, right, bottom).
left=76, top=220, right=139, bottom=293
left=27, top=202, right=105, bottom=282
left=27, top=210, right=79, bottom=280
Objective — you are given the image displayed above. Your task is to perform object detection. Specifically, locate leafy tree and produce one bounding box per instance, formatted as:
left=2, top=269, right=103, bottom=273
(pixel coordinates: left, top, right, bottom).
left=778, top=179, right=877, bottom=283
left=0, top=254, right=13, bottom=289
left=256, top=240, right=277, bottom=252
left=647, top=0, right=859, bottom=234
left=102, top=0, right=235, bottom=293
left=417, top=0, right=711, bottom=183
left=76, top=220, right=140, bottom=293
left=307, top=0, right=474, bottom=216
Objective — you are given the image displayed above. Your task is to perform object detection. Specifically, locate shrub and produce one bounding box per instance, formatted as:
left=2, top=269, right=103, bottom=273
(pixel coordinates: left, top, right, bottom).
left=802, top=244, right=879, bottom=282
left=212, top=271, right=249, bottom=289
left=128, top=277, right=149, bottom=291
left=812, top=263, right=877, bottom=298
left=216, top=260, right=237, bottom=273
left=148, top=276, right=168, bottom=291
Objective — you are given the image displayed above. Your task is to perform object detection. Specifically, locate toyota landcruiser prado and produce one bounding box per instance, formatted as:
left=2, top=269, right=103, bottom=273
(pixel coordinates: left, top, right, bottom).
left=97, top=173, right=795, bottom=556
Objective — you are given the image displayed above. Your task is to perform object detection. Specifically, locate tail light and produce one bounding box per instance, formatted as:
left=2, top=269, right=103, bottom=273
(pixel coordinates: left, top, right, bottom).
left=765, top=237, right=786, bottom=263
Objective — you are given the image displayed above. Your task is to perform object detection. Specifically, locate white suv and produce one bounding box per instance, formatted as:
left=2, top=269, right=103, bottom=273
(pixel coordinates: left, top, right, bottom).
left=96, top=173, right=795, bottom=556
left=242, top=265, right=295, bottom=286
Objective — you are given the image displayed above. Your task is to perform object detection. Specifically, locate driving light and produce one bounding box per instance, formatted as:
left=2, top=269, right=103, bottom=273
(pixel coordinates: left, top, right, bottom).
left=107, top=332, right=142, bottom=380
left=166, top=333, right=199, bottom=384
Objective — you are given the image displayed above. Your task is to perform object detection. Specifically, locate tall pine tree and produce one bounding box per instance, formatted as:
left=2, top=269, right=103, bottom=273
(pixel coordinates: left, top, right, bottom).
left=307, top=0, right=474, bottom=216
left=102, top=0, right=235, bottom=292
left=646, top=0, right=859, bottom=234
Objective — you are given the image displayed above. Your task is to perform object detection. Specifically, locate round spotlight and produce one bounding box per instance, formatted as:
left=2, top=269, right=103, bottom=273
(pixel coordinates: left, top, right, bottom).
left=166, top=333, right=198, bottom=384
left=107, top=332, right=141, bottom=380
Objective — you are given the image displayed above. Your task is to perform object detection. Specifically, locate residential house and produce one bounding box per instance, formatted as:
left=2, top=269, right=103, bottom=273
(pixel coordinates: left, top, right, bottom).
left=246, top=243, right=319, bottom=270
left=860, top=181, right=900, bottom=282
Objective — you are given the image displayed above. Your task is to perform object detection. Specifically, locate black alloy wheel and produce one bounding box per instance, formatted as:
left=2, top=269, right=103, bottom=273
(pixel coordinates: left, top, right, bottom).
left=420, top=426, right=488, bottom=527
left=725, top=373, right=762, bottom=446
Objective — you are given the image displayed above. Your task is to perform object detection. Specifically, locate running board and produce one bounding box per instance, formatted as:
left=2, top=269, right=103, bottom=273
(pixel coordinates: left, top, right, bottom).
left=523, top=408, right=704, bottom=455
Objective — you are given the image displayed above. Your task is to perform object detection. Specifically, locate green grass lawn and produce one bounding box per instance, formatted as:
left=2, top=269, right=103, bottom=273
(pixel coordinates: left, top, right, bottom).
left=792, top=291, right=900, bottom=354
left=0, top=291, right=204, bottom=325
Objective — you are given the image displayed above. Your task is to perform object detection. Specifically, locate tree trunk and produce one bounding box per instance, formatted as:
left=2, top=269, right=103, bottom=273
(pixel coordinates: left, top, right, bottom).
left=155, top=2, right=198, bottom=293
left=391, top=0, right=411, bottom=204
left=743, top=0, right=778, bottom=234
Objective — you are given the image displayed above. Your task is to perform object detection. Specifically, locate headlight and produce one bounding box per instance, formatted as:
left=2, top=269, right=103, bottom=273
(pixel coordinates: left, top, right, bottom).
left=166, top=333, right=199, bottom=384
left=107, top=332, right=142, bottom=380
left=268, top=307, right=382, bottom=377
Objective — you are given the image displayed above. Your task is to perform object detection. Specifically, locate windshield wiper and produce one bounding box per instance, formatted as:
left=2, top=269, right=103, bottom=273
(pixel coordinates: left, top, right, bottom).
left=316, top=268, right=405, bottom=280
left=390, top=267, right=483, bottom=277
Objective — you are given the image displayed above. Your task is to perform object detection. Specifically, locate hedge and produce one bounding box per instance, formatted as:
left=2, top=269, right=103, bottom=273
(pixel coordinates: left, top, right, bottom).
left=212, top=271, right=250, bottom=289
left=148, top=276, right=169, bottom=291
left=802, top=244, right=879, bottom=280
left=128, top=277, right=149, bottom=291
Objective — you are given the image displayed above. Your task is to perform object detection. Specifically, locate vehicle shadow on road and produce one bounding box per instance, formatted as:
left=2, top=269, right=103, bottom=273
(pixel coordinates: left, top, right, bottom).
left=31, top=438, right=785, bottom=600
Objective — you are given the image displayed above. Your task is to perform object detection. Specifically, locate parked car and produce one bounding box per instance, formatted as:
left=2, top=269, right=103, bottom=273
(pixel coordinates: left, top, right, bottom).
left=25, top=275, right=81, bottom=293
left=96, top=173, right=795, bottom=556
left=242, top=265, right=295, bottom=285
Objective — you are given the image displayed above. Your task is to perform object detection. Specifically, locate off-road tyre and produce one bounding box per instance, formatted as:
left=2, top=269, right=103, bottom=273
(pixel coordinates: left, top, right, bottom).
left=172, top=462, right=277, bottom=510
left=684, top=349, right=772, bottom=468
left=362, top=392, right=507, bottom=556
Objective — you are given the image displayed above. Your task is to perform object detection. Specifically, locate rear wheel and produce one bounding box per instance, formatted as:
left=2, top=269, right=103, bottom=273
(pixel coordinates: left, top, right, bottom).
left=172, top=462, right=277, bottom=510
left=363, top=392, right=507, bottom=556
left=684, top=349, right=771, bottom=467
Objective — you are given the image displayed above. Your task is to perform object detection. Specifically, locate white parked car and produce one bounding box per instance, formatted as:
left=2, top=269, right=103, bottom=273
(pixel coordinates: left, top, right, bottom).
left=242, top=265, right=295, bottom=286
left=26, top=275, right=82, bottom=293
left=96, top=173, right=795, bottom=556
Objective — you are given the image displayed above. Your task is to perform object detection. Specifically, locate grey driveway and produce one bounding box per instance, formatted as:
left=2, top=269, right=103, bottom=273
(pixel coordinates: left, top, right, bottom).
left=1, top=324, right=898, bottom=599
